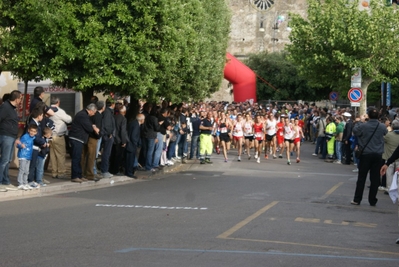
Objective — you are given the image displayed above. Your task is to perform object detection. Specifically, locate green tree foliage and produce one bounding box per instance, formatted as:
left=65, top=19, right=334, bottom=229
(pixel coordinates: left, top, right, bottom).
left=0, top=0, right=231, bottom=102
left=245, top=51, right=330, bottom=101
left=287, top=0, right=399, bottom=114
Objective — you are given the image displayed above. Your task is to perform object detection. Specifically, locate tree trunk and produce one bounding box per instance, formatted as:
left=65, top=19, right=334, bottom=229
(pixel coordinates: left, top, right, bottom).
left=126, top=95, right=140, bottom=124
left=359, top=77, right=373, bottom=116
left=81, top=88, right=94, bottom=108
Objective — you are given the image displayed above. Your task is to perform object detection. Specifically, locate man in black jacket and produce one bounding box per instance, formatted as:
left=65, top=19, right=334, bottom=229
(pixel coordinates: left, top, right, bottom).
left=110, top=103, right=127, bottom=175
left=143, top=107, right=162, bottom=171
left=125, top=114, right=145, bottom=178
left=0, top=90, right=23, bottom=191
left=69, top=104, right=100, bottom=183
left=351, top=108, right=387, bottom=206
left=342, top=112, right=353, bottom=165
left=29, top=86, right=55, bottom=116
left=154, top=108, right=170, bottom=168
left=100, top=99, right=116, bottom=178
left=81, top=100, right=104, bottom=181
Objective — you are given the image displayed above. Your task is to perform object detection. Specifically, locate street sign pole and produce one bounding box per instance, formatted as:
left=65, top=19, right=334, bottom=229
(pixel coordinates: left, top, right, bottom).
left=382, top=82, right=387, bottom=116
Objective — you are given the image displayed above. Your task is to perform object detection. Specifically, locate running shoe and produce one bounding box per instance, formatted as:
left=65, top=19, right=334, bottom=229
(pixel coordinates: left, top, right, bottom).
left=287, top=161, right=291, bottom=165
left=257, top=158, right=260, bottom=164
left=238, top=156, right=241, bottom=162
left=264, top=154, right=268, bottom=159
left=254, top=152, right=258, bottom=159
left=278, top=154, right=283, bottom=158
left=224, top=158, right=228, bottom=162
left=18, top=185, right=27, bottom=190
left=273, top=155, right=277, bottom=159
left=248, top=155, right=251, bottom=160
left=216, top=146, right=220, bottom=154
left=296, top=158, right=300, bottom=163
left=24, top=184, right=33, bottom=190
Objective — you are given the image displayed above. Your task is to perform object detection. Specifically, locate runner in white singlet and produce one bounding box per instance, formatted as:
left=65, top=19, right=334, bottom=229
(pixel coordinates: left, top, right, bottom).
left=243, top=112, right=254, bottom=160
left=283, top=117, right=295, bottom=165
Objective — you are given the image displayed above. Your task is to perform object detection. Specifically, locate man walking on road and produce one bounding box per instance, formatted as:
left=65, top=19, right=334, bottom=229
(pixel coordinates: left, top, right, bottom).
left=351, top=108, right=387, bottom=206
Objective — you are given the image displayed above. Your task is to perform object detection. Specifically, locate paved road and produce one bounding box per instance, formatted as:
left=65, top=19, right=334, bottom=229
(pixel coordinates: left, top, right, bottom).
left=1, top=142, right=398, bottom=266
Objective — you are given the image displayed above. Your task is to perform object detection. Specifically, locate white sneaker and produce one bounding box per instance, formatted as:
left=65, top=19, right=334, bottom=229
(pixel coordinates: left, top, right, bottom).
left=18, top=185, right=27, bottom=190
left=254, top=152, right=258, bottom=159
left=352, top=169, right=358, bottom=173
left=167, top=160, right=174, bottom=166
left=378, top=186, right=386, bottom=191
left=238, top=156, right=241, bottom=162
left=5, top=184, right=18, bottom=191
left=312, top=153, right=317, bottom=156
left=24, top=184, right=33, bottom=190
left=257, top=158, right=260, bottom=164
left=29, top=182, right=39, bottom=189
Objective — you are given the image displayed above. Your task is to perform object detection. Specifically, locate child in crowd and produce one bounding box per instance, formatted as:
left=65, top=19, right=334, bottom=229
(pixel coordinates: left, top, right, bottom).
left=36, top=127, right=53, bottom=186
left=16, top=124, right=38, bottom=190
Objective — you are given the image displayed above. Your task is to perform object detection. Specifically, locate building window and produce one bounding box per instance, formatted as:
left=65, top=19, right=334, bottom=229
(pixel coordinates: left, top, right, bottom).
left=250, top=0, right=275, bottom=11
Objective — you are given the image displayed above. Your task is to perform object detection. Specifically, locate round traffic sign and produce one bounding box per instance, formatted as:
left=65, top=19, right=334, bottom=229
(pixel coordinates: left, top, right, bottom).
left=348, top=88, right=363, bottom=103
left=329, top=91, right=339, bottom=101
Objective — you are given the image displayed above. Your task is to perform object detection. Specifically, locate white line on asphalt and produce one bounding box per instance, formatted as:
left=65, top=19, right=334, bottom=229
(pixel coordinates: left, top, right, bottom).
left=95, top=204, right=208, bottom=210
left=224, top=170, right=354, bottom=177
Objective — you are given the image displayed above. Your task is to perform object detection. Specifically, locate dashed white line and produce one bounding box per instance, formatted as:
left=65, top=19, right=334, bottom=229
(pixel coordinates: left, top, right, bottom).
left=95, top=204, right=208, bottom=210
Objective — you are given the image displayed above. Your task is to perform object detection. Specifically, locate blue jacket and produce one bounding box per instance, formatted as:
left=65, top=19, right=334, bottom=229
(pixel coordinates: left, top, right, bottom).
left=17, top=133, right=35, bottom=160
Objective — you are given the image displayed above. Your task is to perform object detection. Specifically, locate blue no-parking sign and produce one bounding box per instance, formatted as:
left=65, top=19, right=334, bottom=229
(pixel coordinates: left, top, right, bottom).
left=348, top=88, right=363, bottom=103
left=329, top=91, right=339, bottom=101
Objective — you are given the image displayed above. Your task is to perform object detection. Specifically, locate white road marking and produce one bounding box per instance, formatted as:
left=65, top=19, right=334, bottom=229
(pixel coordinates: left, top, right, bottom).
left=95, top=204, right=208, bottom=210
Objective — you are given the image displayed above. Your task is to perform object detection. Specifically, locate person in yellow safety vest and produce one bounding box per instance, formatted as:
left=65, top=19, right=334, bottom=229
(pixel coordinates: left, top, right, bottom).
left=325, top=116, right=336, bottom=161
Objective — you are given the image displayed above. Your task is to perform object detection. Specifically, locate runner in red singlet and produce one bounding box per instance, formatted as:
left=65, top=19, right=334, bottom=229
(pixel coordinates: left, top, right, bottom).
left=276, top=114, right=285, bottom=158
left=253, top=114, right=265, bottom=164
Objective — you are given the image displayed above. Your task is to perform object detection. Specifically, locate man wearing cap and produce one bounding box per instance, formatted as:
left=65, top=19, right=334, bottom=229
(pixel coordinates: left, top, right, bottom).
left=342, top=112, right=353, bottom=165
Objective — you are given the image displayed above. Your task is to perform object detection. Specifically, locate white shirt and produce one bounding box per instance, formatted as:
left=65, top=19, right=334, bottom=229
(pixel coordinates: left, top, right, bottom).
left=50, top=106, right=72, bottom=136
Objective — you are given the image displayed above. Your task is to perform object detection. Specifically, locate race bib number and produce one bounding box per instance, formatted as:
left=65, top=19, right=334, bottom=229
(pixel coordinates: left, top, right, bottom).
left=221, top=127, right=228, bottom=133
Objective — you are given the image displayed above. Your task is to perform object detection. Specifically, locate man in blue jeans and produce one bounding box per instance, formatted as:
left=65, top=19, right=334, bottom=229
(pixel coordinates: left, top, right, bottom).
left=0, top=90, right=23, bottom=191
left=143, top=106, right=161, bottom=172
left=178, top=108, right=189, bottom=163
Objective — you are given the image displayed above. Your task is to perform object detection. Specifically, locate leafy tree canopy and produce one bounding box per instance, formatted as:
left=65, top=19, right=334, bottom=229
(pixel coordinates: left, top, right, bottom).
left=245, top=51, right=330, bottom=102
left=0, top=0, right=231, bottom=102
left=287, top=0, right=399, bottom=114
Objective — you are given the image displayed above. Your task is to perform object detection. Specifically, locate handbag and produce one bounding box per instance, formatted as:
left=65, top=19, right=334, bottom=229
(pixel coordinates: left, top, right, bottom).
left=354, top=123, right=379, bottom=158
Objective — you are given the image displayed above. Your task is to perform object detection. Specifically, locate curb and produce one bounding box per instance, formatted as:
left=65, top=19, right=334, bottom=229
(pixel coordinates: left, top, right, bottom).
left=0, top=161, right=193, bottom=202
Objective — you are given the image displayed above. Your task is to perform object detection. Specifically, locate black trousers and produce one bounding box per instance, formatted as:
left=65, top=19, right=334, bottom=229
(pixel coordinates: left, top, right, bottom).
left=109, top=144, right=125, bottom=174
left=353, top=153, right=382, bottom=205
left=344, top=142, right=352, bottom=164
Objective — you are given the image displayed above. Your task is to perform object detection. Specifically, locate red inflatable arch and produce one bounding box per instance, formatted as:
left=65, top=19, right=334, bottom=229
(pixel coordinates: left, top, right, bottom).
left=224, top=53, right=257, bottom=103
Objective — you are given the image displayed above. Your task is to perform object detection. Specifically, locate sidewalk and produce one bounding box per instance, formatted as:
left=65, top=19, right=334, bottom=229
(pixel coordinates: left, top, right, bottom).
left=0, top=155, right=191, bottom=202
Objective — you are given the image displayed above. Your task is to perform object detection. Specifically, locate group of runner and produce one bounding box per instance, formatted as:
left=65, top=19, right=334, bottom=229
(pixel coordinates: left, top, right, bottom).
left=208, top=108, right=304, bottom=165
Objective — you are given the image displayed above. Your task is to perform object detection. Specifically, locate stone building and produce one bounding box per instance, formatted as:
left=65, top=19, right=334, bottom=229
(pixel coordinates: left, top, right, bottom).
left=210, top=0, right=308, bottom=102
